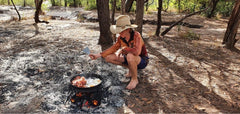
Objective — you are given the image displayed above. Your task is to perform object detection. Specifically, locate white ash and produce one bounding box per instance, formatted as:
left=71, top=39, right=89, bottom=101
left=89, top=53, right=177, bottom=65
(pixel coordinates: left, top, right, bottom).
left=0, top=19, right=131, bottom=113
left=0, top=47, right=129, bottom=113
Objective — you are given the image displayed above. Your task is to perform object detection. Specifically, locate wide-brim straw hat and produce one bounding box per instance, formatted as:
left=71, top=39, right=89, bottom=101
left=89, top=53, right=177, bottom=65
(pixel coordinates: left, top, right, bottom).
left=110, top=15, right=138, bottom=34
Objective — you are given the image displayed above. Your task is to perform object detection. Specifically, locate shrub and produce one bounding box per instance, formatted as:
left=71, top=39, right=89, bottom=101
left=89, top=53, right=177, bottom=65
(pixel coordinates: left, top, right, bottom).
left=179, top=30, right=200, bottom=40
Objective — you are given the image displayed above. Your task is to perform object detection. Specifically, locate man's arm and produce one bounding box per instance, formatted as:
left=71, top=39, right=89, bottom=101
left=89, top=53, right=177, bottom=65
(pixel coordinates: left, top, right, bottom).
left=123, top=32, right=142, bottom=56
left=100, top=37, right=121, bottom=58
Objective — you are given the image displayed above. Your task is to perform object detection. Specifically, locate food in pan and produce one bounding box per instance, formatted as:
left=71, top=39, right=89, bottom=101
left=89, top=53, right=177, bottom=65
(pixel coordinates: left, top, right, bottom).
left=72, top=76, right=102, bottom=88
left=72, top=76, right=87, bottom=88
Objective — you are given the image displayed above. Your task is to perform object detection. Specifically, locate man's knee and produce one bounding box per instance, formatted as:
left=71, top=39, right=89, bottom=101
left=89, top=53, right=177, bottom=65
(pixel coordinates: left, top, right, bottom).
left=126, top=53, right=135, bottom=63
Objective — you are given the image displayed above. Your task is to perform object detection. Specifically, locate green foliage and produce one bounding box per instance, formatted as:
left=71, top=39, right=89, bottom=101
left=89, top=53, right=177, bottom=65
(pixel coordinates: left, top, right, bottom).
left=80, top=0, right=97, bottom=10
left=0, top=0, right=35, bottom=6
left=178, top=30, right=200, bottom=41
left=0, top=0, right=8, bottom=5
left=0, top=0, right=235, bottom=18
left=42, top=1, right=51, bottom=12
left=115, top=0, right=121, bottom=11
left=129, top=1, right=136, bottom=12
left=202, top=0, right=234, bottom=17
left=184, top=31, right=200, bottom=40
left=215, top=1, right=234, bottom=17
left=145, top=0, right=158, bottom=12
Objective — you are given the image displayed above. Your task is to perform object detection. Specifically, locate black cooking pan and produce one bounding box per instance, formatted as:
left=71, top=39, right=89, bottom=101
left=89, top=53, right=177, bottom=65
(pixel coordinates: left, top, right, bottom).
left=70, top=73, right=103, bottom=92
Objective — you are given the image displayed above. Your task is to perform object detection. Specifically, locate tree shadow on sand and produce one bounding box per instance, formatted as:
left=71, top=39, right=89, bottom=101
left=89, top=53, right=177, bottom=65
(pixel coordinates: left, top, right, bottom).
left=120, top=37, right=240, bottom=113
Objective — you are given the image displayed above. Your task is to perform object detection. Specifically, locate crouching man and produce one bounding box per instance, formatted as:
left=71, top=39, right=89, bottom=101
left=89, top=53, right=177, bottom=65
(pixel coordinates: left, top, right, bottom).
left=89, top=15, right=149, bottom=90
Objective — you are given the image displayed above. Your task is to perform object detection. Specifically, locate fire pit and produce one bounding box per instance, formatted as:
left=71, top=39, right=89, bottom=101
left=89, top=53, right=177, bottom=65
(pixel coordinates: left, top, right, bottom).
left=67, top=73, right=104, bottom=111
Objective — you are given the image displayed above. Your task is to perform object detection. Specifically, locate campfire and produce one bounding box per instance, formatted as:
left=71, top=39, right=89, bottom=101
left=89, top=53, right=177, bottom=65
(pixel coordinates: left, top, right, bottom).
left=67, top=73, right=103, bottom=111
left=70, top=91, right=101, bottom=108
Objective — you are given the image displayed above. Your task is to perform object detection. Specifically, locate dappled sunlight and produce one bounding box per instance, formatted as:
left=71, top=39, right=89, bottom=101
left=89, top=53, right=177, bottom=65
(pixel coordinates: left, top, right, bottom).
left=1, top=1, right=239, bottom=112
left=145, top=37, right=240, bottom=112
left=204, top=20, right=227, bottom=28
left=122, top=104, right=135, bottom=114
left=193, top=96, right=221, bottom=113
left=192, top=40, right=223, bottom=48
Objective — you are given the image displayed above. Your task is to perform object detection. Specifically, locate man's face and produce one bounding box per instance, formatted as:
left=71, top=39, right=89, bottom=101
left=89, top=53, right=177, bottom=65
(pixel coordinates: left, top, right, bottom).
left=119, top=29, right=129, bottom=36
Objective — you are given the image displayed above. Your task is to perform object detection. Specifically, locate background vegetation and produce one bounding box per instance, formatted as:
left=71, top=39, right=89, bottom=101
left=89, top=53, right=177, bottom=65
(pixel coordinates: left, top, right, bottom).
left=0, top=0, right=235, bottom=18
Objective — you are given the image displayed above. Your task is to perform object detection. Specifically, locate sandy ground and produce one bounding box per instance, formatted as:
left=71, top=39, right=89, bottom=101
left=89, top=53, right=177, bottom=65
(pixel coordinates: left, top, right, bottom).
left=0, top=7, right=240, bottom=113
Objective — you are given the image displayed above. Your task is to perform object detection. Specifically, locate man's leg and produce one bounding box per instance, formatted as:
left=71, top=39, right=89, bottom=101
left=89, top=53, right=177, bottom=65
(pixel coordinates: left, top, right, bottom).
left=125, top=53, right=141, bottom=90
left=104, top=54, right=133, bottom=77
left=104, top=54, right=125, bottom=66
left=104, top=53, right=141, bottom=89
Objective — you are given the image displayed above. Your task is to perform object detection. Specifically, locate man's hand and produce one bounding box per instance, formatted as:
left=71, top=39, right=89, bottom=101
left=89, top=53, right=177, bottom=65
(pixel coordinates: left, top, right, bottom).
left=89, top=54, right=101, bottom=60
left=121, top=49, right=128, bottom=55
left=118, top=47, right=128, bottom=57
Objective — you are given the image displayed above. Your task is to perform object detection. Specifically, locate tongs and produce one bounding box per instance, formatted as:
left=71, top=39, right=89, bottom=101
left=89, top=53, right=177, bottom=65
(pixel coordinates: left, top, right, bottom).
left=83, top=47, right=90, bottom=55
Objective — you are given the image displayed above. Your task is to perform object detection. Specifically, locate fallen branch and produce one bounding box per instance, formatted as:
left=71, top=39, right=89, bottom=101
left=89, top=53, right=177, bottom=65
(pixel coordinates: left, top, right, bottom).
left=161, top=7, right=209, bottom=36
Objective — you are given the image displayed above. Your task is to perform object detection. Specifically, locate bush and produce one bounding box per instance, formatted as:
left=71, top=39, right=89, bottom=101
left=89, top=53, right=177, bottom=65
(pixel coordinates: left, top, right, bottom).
left=216, top=1, right=234, bottom=17
left=179, top=30, right=200, bottom=41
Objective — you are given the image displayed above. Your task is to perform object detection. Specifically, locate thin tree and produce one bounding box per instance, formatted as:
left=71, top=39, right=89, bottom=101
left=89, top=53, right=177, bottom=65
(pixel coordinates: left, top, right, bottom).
left=135, top=0, right=145, bottom=35
left=121, top=0, right=126, bottom=14
left=23, top=0, right=26, bottom=7
left=163, top=0, right=170, bottom=12
left=125, top=0, right=134, bottom=13
left=222, top=0, right=240, bottom=50
left=208, top=0, right=219, bottom=18
left=111, top=0, right=117, bottom=24
left=34, top=0, right=49, bottom=32
left=155, top=0, right=162, bottom=36
left=10, top=0, right=21, bottom=21
left=178, top=0, right=180, bottom=13
left=145, top=0, right=154, bottom=12
left=73, top=0, right=77, bottom=7
left=97, top=0, right=113, bottom=50
left=51, top=0, right=56, bottom=6
left=34, top=0, right=43, bottom=23
left=65, top=0, right=67, bottom=7
left=111, top=0, right=117, bottom=42
left=34, top=0, right=43, bottom=15
left=145, top=0, right=149, bottom=11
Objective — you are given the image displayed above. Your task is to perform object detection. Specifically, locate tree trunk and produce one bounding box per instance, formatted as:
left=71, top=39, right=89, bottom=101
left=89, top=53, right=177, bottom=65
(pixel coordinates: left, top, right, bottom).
left=51, top=0, right=56, bottom=6
left=65, top=0, right=67, bottom=7
left=111, top=0, right=116, bottom=24
left=208, top=0, right=219, bottom=18
left=23, top=0, right=26, bottom=7
left=161, top=7, right=209, bottom=36
left=163, top=0, right=170, bottom=11
left=135, top=0, right=144, bottom=35
left=73, top=0, right=77, bottom=7
left=34, top=0, right=43, bottom=23
left=34, top=0, right=48, bottom=24
left=97, top=0, right=113, bottom=49
left=34, top=0, right=42, bottom=14
left=111, top=0, right=117, bottom=42
left=79, top=0, right=82, bottom=7
left=145, top=0, right=149, bottom=11
left=222, top=0, right=240, bottom=50
left=121, top=0, right=126, bottom=14
left=155, top=0, right=162, bottom=36
left=178, top=0, right=181, bottom=13
left=8, top=0, right=10, bottom=5
left=125, top=0, right=134, bottom=13
left=11, top=0, right=21, bottom=21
